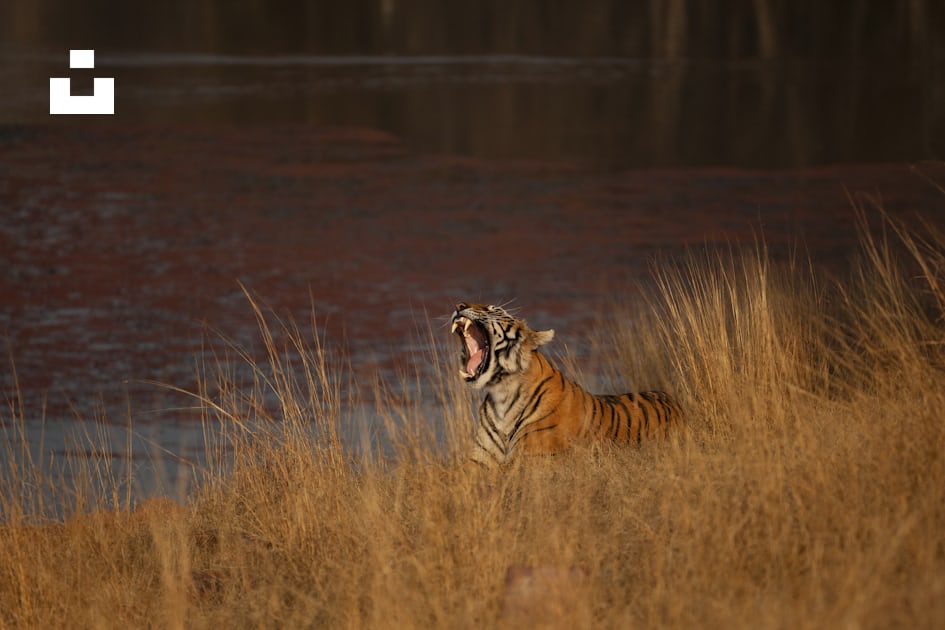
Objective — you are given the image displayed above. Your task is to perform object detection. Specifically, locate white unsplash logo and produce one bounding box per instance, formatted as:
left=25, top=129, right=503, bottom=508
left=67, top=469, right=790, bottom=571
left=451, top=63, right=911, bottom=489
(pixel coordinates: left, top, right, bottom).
left=49, top=50, right=114, bottom=115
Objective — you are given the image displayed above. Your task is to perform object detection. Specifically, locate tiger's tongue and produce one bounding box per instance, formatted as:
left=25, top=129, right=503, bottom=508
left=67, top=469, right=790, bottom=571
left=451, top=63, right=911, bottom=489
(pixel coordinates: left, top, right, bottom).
left=466, top=348, right=484, bottom=375
left=465, top=335, right=484, bottom=374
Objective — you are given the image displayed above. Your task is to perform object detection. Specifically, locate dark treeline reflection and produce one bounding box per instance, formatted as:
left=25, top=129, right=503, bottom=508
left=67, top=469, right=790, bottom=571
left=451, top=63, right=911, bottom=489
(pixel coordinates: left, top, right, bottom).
left=5, top=0, right=942, bottom=59
left=2, top=1, right=943, bottom=166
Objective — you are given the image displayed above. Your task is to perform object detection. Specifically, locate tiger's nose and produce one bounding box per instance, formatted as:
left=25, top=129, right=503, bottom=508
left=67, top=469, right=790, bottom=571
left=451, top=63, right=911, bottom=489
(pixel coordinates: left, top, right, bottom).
left=455, top=302, right=468, bottom=312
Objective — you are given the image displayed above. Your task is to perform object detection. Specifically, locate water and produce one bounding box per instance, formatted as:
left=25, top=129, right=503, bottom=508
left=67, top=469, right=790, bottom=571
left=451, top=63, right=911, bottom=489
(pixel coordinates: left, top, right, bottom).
left=3, top=124, right=940, bottom=505
left=1, top=3, right=944, bottom=505
left=1, top=51, right=940, bottom=167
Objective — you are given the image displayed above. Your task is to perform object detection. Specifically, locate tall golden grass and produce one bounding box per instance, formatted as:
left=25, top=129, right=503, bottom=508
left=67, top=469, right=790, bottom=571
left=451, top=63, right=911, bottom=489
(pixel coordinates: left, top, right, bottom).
left=2, top=213, right=945, bottom=628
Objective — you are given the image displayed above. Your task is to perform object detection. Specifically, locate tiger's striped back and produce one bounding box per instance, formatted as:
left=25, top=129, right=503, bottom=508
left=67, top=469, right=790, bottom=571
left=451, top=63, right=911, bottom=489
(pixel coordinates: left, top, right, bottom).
left=450, top=302, right=682, bottom=466
left=591, top=391, right=681, bottom=445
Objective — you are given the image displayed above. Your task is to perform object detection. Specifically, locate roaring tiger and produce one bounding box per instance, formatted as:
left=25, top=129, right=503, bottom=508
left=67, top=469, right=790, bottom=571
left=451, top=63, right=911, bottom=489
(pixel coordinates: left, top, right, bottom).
left=451, top=302, right=681, bottom=466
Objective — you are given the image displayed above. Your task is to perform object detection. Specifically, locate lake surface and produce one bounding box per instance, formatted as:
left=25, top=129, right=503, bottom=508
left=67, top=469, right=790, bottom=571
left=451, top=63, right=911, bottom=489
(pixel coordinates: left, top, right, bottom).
left=1, top=50, right=941, bottom=168
left=1, top=45, right=944, bottom=503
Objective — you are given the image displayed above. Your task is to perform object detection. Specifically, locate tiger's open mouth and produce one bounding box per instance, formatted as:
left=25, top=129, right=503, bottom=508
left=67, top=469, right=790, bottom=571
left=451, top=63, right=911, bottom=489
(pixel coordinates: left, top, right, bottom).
left=451, top=316, right=490, bottom=381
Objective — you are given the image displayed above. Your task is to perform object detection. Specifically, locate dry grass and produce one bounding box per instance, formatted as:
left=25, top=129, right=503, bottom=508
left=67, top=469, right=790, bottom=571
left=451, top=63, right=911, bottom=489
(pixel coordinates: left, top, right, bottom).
left=3, top=213, right=945, bottom=629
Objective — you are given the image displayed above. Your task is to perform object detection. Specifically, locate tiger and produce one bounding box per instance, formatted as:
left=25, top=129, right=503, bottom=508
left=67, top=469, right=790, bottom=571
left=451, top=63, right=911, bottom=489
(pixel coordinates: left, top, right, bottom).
left=450, top=302, right=682, bottom=466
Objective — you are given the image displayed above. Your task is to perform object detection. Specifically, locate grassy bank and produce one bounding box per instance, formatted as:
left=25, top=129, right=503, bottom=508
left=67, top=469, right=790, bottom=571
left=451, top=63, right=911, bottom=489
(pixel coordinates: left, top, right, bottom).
left=2, top=214, right=945, bottom=628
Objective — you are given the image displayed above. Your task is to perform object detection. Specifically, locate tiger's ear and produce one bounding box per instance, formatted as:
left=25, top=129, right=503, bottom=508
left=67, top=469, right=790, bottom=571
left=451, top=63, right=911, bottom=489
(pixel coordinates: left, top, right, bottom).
left=532, top=329, right=555, bottom=348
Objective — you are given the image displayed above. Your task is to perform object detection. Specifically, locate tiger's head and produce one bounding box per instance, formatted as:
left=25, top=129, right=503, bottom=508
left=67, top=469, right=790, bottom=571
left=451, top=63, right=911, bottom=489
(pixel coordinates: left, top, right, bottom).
left=450, top=302, right=555, bottom=389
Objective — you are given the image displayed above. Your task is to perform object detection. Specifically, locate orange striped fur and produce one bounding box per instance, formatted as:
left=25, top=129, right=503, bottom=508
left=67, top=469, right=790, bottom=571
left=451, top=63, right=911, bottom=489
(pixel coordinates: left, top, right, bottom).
left=451, top=302, right=681, bottom=465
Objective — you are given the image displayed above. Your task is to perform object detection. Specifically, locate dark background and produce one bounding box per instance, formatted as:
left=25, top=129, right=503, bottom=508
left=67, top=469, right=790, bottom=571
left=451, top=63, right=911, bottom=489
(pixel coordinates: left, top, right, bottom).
left=4, top=1, right=941, bottom=59
left=2, top=0, right=943, bottom=167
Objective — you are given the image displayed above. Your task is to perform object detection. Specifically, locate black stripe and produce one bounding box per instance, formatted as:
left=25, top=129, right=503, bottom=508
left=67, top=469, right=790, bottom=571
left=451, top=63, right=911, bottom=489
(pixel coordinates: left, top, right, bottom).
left=640, top=398, right=660, bottom=438
left=589, top=396, right=600, bottom=435
left=481, top=422, right=504, bottom=453
left=486, top=366, right=507, bottom=386
left=504, top=382, right=523, bottom=411
left=508, top=365, right=558, bottom=440
left=480, top=402, right=505, bottom=452
left=595, top=397, right=607, bottom=438
left=637, top=400, right=649, bottom=445
left=494, top=343, right=513, bottom=359
left=517, top=408, right=556, bottom=433
left=511, top=388, right=549, bottom=438
left=512, top=422, right=560, bottom=454
left=625, top=391, right=639, bottom=441
left=639, top=392, right=659, bottom=428
left=516, top=374, right=554, bottom=420
left=611, top=399, right=623, bottom=440
left=479, top=394, right=499, bottom=435
left=657, top=393, right=670, bottom=426
left=577, top=384, right=591, bottom=438
left=668, top=396, right=681, bottom=422
left=640, top=392, right=664, bottom=434
left=475, top=436, right=503, bottom=463
left=468, top=455, right=491, bottom=468
left=610, top=397, right=633, bottom=441
left=509, top=424, right=558, bottom=460
left=605, top=398, right=618, bottom=440
left=509, top=409, right=558, bottom=450
left=520, top=423, right=559, bottom=437
left=606, top=396, right=626, bottom=437
left=657, top=398, right=668, bottom=427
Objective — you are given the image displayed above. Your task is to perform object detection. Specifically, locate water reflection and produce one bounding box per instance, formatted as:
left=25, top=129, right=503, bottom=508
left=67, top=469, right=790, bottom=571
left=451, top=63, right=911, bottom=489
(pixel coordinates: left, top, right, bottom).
left=1, top=1, right=942, bottom=167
